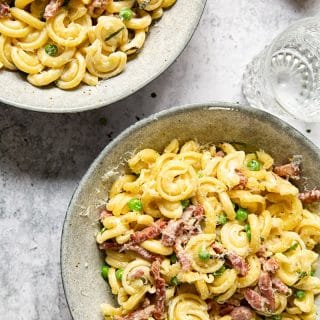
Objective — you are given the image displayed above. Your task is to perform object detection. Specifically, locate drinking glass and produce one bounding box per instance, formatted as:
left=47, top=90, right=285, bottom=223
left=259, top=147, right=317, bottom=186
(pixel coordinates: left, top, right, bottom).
left=243, top=17, right=320, bottom=122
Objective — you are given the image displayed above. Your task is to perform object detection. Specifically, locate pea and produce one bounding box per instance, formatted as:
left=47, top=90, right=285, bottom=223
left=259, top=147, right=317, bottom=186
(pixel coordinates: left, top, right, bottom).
left=170, top=253, right=177, bottom=264
left=295, top=290, right=306, bottom=300
left=236, top=207, right=248, bottom=221
left=170, top=276, right=180, bottom=286
left=270, top=316, right=282, bottom=320
left=45, top=44, right=58, bottom=57
left=213, top=265, right=226, bottom=277
left=198, top=248, right=211, bottom=261
left=247, top=159, right=261, bottom=171
left=244, top=224, right=251, bottom=241
left=181, top=199, right=190, bottom=209
left=217, top=213, right=227, bottom=225
left=101, top=265, right=110, bottom=281
left=128, top=198, right=143, bottom=211
left=119, top=8, right=133, bottom=21
left=115, top=268, right=124, bottom=280
left=311, top=269, right=316, bottom=276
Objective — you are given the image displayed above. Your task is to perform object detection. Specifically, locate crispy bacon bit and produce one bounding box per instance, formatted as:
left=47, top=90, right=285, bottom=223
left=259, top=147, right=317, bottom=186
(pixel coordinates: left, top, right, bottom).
left=274, top=155, right=301, bottom=180
left=227, top=252, right=249, bottom=277
left=299, top=189, right=320, bottom=204
left=88, top=0, right=110, bottom=17
left=0, top=1, right=10, bottom=18
left=230, top=306, right=254, bottom=320
left=161, top=205, right=204, bottom=271
left=272, top=277, right=292, bottom=296
left=161, top=219, right=183, bottom=247
left=215, top=150, right=225, bottom=157
left=258, top=271, right=275, bottom=311
left=99, top=241, right=122, bottom=250
left=260, top=257, right=279, bottom=274
left=130, top=219, right=167, bottom=245
left=129, top=269, right=145, bottom=280
left=44, top=0, right=64, bottom=20
left=256, top=245, right=267, bottom=258
left=234, top=169, right=248, bottom=190
left=211, top=244, right=248, bottom=276
left=174, top=237, right=191, bottom=271
left=99, top=209, right=112, bottom=221
left=124, top=244, right=161, bottom=262
left=219, top=304, right=235, bottom=316
left=115, top=305, right=155, bottom=320
left=211, top=242, right=225, bottom=254
left=243, top=288, right=267, bottom=312
left=151, top=260, right=166, bottom=320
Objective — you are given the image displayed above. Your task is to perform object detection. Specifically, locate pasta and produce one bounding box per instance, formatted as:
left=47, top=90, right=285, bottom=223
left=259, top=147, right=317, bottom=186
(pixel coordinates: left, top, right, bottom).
left=96, top=140, right=320, bottom=320
left=0, top=0, right=176, bottom=89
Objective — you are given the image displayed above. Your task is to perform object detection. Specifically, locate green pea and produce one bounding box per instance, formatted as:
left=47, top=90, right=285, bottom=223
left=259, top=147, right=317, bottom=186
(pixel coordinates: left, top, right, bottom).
left=170, top=276, right=180, bottom=286
left=247, top=159, right=261, bottom=171
left=101, top=265, right=110, bottom=281
left=244, top=224, right=251, bottom=241
left=270, top=316, right=282, bottom=320
left=170, top=253, right=177, bottom=264
left=45, top=44, right=58, bottom=57
left=295, top=290, right=306, bottom=300
left=311, top=269, right=316, bottom=276
left=217, top=213, right=227, bottom=225
left=198, top=248, right=211, bottom=261
left=181, top=199, right=190, bottom=209
left=212, top=265, right=226, bottom=277
left=128, top=198, right=143, bottom=211
left=119, top=8, right=133, bottom=21
left=115, top=268, right=124, bottom=280
left=236, top=207, right=248, bottom=221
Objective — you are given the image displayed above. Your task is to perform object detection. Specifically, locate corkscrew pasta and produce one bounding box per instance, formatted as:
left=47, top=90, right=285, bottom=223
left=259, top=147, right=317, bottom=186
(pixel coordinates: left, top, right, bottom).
left=96, top=140, right=320, bottom=320
left=0, top=0, right=176, bottom=89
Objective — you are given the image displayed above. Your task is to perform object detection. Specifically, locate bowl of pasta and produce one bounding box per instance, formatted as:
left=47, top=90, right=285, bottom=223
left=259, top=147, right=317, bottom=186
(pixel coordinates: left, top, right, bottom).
left=61, top=103, right=320, bottom=320
left=0, top=0, right=205, bottom=112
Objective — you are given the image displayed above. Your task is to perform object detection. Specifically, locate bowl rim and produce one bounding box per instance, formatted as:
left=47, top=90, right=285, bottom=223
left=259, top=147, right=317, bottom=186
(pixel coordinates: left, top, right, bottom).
left=0, top=1, right=207, bottom=113
left=60, top=102, right=320, bottom=319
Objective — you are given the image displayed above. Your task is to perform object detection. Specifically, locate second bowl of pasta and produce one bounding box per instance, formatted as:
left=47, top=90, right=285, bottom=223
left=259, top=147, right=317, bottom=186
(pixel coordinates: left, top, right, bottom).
left=61, top=103, right=320, bottom=320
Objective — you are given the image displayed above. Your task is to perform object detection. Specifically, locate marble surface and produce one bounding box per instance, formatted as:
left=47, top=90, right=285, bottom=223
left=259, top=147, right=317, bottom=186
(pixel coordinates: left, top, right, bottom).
left=1, top=1, right=320, bottom=319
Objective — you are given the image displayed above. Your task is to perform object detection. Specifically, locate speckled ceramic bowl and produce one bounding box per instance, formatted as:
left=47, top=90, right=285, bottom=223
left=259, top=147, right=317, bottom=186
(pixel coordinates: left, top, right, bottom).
left=0, top=0, right=206, bottom=113
left=61, top=103, right=320, bottom=320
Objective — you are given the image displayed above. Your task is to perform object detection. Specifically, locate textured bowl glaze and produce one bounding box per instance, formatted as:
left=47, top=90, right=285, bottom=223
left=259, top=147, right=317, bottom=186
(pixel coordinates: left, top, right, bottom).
left=61, top=103, right=320, bottom=320
left=0, top=0, right=206, bottom=113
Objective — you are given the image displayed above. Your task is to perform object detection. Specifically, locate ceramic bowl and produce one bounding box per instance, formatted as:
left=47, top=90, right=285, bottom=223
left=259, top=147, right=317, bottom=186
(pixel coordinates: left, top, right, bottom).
left=0, top=0, right=206, bottom=113
left=61, top=103, right=320, bottom=320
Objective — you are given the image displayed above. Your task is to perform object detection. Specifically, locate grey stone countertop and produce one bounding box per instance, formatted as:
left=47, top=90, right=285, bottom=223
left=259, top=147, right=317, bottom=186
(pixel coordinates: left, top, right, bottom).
left=1, top=1, right=320, bottom=319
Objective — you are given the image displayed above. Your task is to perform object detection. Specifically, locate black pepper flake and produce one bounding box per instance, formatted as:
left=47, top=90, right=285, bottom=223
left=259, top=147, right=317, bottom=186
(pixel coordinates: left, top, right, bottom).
left=151, top=92, right=157, bottom=98
left=135, top=116, right=140, bottom=121
left=306, top=129, right=311, bottom=133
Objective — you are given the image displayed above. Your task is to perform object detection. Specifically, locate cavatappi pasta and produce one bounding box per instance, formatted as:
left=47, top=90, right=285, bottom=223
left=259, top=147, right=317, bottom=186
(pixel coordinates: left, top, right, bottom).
left=0, top=0, right=176, bottom=89
left=96, top=140, right=320, bottom=320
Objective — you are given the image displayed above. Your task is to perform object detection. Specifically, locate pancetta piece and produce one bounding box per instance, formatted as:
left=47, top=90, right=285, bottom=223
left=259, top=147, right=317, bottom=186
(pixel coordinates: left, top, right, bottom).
left=272, top=277, right=292, bottom=296
left=299, top=189, right=320, bottom=204
left=88, top=0, right=110, bottom=17
left=115, top=305, right=155, bottom=320
left=230, top=307, right=254, bottom=320
left=258, top=271, right=275, bottom=311
left=0, top=1, right=10, bottom=18
left=129, top=219, right=167, bottom=245
left=243, top=288, right=267, bottom=312
left=260, top=257, right=279, bottom=274
left=227, top=252, right=249, bottom=277
left=44, top=0, right=64, bottom=20
left=151, top=260, right=166, bottom=320
left=274, top=155, right=301, bottom=180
